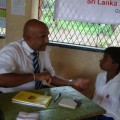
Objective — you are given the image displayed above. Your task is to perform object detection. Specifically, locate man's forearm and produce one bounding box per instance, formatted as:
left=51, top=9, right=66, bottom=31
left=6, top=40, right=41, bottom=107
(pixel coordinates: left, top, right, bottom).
left=0, top=73, right=34, bottom=87
left=51, top=76, right=71, bottom=86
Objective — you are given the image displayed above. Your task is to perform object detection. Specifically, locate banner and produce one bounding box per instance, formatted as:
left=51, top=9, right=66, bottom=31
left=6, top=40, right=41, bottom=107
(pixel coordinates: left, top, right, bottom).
left=54, top=0, right=120, bottom=24
left=0, top=0, right=6, bottom=27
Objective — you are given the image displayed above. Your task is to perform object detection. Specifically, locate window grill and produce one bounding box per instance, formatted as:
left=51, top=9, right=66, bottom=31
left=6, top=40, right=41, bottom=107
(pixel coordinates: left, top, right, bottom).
left=39, top=0, right=120, bottom=50
left=0, top=0, right=6, bottom=38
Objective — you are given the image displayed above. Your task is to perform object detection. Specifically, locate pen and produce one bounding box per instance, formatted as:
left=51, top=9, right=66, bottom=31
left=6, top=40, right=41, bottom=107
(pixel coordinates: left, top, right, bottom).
left=54, top=92, right=61, bottom=102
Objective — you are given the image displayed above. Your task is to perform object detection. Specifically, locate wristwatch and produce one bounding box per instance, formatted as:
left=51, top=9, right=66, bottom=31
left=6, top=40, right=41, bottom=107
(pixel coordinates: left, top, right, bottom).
left=67, top=79, right=73, bottom=86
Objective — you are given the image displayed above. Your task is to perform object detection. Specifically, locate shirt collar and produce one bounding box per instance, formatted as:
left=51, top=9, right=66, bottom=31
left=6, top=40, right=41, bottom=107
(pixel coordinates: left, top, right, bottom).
left=22, top=40, right=34, bottom=56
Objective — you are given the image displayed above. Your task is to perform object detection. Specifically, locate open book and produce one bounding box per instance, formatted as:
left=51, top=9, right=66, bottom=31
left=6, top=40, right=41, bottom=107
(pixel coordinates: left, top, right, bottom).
left=12, top=91, right=52, bottom=108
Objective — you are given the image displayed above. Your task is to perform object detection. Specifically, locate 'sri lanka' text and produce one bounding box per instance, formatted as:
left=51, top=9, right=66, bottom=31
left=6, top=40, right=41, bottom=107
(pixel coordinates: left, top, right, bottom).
left=87, top=0, right=120, bottom=6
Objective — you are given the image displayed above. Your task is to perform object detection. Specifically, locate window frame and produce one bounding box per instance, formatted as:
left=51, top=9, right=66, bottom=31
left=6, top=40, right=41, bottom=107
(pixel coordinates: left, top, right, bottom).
left=38, top=0, right=119, bottom=52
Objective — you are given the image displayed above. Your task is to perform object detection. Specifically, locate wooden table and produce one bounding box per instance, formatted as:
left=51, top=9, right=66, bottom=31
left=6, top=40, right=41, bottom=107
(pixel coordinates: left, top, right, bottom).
left=0, top=86, right=106, bottom=120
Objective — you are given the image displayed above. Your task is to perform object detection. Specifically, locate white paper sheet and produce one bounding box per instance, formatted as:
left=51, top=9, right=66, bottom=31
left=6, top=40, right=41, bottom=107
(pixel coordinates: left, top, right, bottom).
left=11, top=0, right=25, bottom=16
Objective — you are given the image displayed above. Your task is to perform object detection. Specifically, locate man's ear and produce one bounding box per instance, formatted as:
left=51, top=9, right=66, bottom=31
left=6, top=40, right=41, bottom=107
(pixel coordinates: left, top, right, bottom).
left=114, top=63, right=119, bottom=70
left=24, top=35, right=31, bottom=44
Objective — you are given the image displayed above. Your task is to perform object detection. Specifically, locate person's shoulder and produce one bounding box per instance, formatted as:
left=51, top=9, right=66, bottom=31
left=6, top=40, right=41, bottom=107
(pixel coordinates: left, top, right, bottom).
left=0, top=39, right=23, bottom=53
left=97, top=71, right=106, bottom=77
left=115, top=72, right=120, bottom=82
left=117, top=72, right=120, bottom=77
left=96, top=71, right=106, bottom=81
left=8, top=39, right=23, bottom=49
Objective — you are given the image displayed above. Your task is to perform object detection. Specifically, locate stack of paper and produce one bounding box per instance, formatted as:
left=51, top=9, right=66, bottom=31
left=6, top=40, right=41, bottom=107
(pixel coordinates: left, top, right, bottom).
left=58, top=98, right=77, bottom=109
left=16, top=112, right=39, bottom=120
left=12, top=91, right=52, bottom=108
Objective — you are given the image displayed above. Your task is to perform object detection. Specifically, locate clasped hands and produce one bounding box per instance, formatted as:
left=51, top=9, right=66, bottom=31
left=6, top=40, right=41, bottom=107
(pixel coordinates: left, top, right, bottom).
left=35, top=71, right=52, bottom=85
left=35, top=71, right=90, bottom=91
left=70, top=78, right=90, bottom=91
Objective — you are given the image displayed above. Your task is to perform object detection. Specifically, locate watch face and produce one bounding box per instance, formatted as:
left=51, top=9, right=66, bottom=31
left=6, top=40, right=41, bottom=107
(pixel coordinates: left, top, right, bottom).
left=69, top=79, right=73, bottom=82
left=67, top=79, right=73, bottom=86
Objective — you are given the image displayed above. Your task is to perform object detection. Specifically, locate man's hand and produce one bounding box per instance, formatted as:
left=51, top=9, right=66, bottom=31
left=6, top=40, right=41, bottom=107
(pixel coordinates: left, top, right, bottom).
left=71, top=78, right=90, bottom=91
left=35, top=71, right=52, bottom=85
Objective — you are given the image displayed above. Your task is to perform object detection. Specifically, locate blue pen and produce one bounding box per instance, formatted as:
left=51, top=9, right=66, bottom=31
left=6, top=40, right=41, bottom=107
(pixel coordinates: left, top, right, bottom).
left=54, top=92, right=61, bottom=102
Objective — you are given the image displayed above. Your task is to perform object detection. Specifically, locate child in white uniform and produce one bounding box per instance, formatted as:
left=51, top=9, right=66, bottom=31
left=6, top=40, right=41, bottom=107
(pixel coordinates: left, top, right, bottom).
left=89, top=47, right=120, bottom=120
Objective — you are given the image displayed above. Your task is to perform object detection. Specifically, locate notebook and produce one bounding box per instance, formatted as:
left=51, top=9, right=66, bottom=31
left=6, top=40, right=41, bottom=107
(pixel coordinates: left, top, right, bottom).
left=12, top=91, right=52, bottom=108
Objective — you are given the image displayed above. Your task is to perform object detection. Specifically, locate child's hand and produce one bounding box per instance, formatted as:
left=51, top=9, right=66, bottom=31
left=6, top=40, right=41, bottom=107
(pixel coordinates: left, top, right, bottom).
left=71, top=78, right=90, bottom=91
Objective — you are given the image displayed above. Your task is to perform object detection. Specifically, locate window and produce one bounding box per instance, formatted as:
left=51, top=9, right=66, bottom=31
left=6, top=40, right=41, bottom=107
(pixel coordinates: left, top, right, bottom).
left=0, top=0, right=6, bottom=38
left=38, top=0, right=120, bottom=51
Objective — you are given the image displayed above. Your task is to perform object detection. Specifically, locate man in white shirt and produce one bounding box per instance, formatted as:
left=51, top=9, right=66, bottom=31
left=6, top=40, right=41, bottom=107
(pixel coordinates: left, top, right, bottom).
left=0, top=19, right=89, bottom=93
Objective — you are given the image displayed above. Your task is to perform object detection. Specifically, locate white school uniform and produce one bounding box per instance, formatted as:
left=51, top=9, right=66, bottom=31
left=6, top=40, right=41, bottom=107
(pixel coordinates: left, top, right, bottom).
left=0, top=39, right=55, bottom=93
left=93, top=72, right=120, bottom=120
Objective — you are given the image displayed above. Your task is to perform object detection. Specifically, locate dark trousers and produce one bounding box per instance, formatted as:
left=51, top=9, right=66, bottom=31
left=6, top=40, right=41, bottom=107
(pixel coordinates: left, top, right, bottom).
left=88, top=115, right=114, bottom=120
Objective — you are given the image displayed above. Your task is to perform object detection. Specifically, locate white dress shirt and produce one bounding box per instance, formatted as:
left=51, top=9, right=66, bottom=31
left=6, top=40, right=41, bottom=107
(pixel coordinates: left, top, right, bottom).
left=0, top=39, right=55, bottom=93
left=93, top=72, right=120, bottom=120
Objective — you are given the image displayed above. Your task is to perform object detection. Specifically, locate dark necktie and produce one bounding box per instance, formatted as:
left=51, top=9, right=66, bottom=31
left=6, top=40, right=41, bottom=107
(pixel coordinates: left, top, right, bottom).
left=32, top=52, right=43, bottom=89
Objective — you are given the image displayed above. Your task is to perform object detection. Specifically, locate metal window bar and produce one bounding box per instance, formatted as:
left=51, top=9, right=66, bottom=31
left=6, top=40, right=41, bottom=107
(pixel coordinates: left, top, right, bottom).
left=38, top=0, right=120, bottom=49
left=0, top=0, right=6, bottom=38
